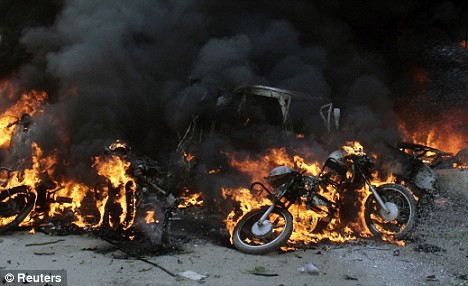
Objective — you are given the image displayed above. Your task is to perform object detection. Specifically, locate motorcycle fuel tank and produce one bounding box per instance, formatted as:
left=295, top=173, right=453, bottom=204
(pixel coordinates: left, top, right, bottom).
left=267, top=166, right=297, bottom=188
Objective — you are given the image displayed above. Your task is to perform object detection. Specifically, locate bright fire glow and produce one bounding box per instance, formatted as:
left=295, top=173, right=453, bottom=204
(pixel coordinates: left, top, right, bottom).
left=0, top=84, right=153, bottom=233
left=178, top=190, right=204, bottom=209
left=222, top=143, right=404, bottom=248
left=144, top=211, right=159, bottom=224
left=92, top=154, right=136, bottom=229
left=0, top=82, right=47, bottom=149
left=1, top=78, right=465, bottom=244
left=399, top=121, right=465, bottom=155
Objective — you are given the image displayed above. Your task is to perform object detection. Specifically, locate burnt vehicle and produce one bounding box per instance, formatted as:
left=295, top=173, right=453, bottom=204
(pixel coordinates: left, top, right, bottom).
left=232, top=146, right=417, bottom=255
left=380, top=141, right=468, bottom=211
left=97, top=140, right=180, bottom=245
left=396, top=142, right=468, bottom=170
left=396, top=142, right=454, bottom=169
left=0, top=167, right=73, bottom=234
left=176, top=84, right=339, bottom=169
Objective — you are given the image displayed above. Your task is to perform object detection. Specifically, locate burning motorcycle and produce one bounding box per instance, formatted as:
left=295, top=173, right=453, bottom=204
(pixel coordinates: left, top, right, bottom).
left=0, top=167, right=73, bottom=234
left=232, top=147, right=417, bottom=254
left=98, top=141, right=179, bottom=244
left=0, top=113, right=75, bottom=233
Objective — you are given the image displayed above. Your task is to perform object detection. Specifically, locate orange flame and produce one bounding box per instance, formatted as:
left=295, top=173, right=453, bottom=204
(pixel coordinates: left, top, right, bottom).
left=223, top=143, right=402, bottom=248
left=0, top=85, right=48, bottom=149
left=178, top=189, right=205, bottom=209
left=92, top=154, right=136, bottom=229
left=398, top=116, right=467, bottom=155
left=184, top=152, right=195, bottom=162
left=0, top=83, right=167, bottom=233
left=144, top=211, right=158, bottom=224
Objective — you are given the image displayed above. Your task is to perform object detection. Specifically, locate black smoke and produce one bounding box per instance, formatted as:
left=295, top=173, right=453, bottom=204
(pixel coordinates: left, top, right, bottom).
left=1, top=0, right=467, bottom=182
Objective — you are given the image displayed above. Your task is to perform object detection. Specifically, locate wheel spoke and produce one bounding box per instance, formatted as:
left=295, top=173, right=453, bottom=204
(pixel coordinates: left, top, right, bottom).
left=237, top=209, right=288, bottom=246
left=365, top=185, right=415, bottom=238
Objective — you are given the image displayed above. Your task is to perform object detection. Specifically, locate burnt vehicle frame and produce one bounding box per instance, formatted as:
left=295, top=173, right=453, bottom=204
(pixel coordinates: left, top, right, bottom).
left=175, top=84, right=338, bottom=168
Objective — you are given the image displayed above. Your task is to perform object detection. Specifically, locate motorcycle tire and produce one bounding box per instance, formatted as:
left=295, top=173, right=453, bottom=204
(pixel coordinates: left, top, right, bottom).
left=232, top=206, right=293, bottom=255
left=0, top=186, right=36, bottom=234
left=364, top=183, right=416, bottom=240
left=102, top=181, right=136, bottom=232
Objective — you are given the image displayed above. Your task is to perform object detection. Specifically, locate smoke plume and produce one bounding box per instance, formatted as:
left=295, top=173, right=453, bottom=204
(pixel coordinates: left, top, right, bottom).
left=0, top=0, right=466, bottom=178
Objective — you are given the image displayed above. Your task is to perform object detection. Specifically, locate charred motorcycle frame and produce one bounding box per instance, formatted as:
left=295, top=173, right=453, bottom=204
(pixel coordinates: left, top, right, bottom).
left=232, top=148, right=417, bottom=254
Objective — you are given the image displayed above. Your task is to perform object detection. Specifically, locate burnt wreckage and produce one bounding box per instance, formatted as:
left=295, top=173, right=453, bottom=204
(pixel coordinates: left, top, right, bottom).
left=386, top=142, right=468, bottom=199
left=1, top=85, right=464, bottom=247
left=176, top=84, right=340, bottom=160
left=101, top=141, right=181, bottom=245
left=175, top=85, right=462, bottom=211
left=82, top=92, right=467, bottom=245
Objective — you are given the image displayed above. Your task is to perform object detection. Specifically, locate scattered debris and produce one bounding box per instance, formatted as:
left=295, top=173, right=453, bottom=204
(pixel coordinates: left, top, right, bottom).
left=33, top=252, right=55, bottom=255
left=99, top=236, right=176, bottom=277
left=393, top=249, right=400, bottom=256
left=343, top=274, right=359, bottom=281
left=246, top=266, right=269, bottom=274
left=177, top=270, right=207, bottom=281
left=297, top=262, right=319, bottom=275
left=414, top=243, right=446, bottom=253
left=426, top=274, right=439, bottom=281
left=251, top=272, right=279, bottom=277
left=25, top=239, right=65, bottom=247
left=244, top=265, right=278, bottom=276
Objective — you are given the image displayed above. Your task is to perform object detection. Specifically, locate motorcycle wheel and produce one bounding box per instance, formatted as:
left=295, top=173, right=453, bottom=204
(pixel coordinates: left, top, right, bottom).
left=102, top=182, right=136, bottom=232
left=0, top=186, right=36, bottom=234
left=364, top=183, right=416, bottom=240
left=232, top=206, right=293, bottom=255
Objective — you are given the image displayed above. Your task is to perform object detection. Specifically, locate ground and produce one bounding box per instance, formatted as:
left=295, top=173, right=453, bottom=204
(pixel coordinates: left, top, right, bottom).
left=0, top=170, right=467, bottom=286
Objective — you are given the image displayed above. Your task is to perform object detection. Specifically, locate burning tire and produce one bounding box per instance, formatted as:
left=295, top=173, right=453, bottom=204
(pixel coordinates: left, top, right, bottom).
left=232, top=206, right=293, bottom=255
left=102, top=182, right=136, bottom=233
left=0, top=186, right=36, bottom=234
left=364, top=183, right=417, bottom=240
